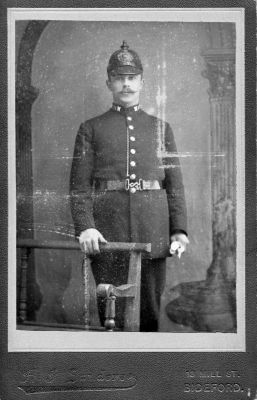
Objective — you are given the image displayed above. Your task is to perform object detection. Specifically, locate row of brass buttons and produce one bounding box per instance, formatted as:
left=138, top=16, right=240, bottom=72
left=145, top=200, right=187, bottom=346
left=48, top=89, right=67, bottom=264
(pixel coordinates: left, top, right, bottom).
left=127, top=116, right=137, bottom=193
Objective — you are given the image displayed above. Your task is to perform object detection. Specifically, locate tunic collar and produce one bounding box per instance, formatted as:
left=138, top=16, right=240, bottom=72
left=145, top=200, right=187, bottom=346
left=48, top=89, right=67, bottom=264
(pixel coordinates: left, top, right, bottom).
left=111, top=103, right=140, bottom=113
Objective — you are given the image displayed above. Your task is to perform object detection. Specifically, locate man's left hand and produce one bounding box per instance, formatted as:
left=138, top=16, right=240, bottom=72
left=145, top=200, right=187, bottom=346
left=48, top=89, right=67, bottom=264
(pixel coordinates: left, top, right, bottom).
left=170, top=233, right=189, bottom=258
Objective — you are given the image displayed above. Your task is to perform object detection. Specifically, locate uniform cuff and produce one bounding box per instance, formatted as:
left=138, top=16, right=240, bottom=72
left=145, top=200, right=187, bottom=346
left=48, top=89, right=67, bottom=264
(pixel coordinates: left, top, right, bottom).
left=170, top=229, right=188, bottom=237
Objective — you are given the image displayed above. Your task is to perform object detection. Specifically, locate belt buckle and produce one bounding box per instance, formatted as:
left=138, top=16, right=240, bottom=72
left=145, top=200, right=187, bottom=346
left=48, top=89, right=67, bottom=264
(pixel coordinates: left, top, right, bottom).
left=138, top=178, right=143, bottom=190
left=125, top=178, right=143, bottom=192
left=125, top=178, right=130, bottom=191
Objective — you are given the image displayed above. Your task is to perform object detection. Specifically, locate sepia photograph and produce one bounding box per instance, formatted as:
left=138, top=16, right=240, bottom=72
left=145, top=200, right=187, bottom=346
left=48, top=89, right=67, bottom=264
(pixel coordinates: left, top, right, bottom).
left=1, top=3, right=256, bottom=399
left=8, top=8, right=245, bottom=351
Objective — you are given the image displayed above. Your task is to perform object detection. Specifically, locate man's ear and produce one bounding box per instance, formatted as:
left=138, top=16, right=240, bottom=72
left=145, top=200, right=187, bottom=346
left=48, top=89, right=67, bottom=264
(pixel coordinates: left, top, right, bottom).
left=106, top=79, right=111, bottom=91
left=140, top=77, right=144, bottom=90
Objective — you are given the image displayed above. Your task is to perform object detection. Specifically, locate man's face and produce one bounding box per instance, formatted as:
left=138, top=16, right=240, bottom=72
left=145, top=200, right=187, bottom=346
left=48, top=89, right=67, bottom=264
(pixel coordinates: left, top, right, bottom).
left=106, top=74, right=144, bottom=108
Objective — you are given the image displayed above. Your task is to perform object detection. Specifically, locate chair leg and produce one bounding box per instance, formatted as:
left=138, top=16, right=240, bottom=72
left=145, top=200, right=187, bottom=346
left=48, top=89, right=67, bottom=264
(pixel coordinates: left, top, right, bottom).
left=18, top=248, right=30, bottom=323
left=82, top=256, right=91, bottom=330
left=104, top=295, right=116, bottom=331
left=124, top=251, right=141, bottom=332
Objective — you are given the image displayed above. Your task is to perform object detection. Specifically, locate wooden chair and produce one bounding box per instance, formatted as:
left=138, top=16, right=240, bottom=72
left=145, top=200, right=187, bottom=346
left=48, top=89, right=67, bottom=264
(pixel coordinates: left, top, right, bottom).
left=83, top=242, right=151, bottom=332
left=17, top=239, right=151, bottom=332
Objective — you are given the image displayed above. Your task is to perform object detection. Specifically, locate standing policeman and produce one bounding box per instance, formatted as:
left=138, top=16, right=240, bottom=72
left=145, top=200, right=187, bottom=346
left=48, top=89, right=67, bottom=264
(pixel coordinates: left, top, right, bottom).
left=70, top=41, right=189, bottom=331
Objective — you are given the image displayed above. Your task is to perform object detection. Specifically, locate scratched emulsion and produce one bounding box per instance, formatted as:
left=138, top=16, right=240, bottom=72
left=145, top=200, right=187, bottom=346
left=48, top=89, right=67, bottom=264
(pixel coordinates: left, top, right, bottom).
left=156, top=38, right=167, bottom=158
left=22, top=20, right=219, bottom=326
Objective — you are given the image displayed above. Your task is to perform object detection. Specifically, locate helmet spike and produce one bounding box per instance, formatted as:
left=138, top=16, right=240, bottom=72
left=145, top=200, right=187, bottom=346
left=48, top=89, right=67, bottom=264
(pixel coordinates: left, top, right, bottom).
left=121, top=40, right=129, bottom=50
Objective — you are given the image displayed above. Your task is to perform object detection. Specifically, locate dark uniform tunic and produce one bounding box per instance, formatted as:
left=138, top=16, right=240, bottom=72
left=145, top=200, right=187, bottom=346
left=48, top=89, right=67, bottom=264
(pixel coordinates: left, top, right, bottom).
left=70, top=104, right=187, bottom=331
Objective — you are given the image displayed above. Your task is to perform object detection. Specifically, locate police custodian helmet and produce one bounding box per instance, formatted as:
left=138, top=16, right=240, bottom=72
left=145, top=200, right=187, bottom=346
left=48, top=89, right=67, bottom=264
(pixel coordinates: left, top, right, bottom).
left=107, top=40, right=143, bottom=76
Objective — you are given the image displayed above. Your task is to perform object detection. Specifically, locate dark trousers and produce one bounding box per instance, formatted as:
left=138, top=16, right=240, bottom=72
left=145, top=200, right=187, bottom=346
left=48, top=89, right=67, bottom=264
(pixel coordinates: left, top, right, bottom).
left=91, top=252, right=166, bottom=332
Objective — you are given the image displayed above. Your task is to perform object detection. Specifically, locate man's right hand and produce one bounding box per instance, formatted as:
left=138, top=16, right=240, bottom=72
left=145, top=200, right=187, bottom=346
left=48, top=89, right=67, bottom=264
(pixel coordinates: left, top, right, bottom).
left=78, top=228, right=107, bottom=255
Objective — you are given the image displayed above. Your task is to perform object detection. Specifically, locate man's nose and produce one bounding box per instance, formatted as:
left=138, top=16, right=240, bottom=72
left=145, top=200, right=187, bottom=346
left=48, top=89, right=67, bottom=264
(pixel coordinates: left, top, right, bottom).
left=122, top=77, right=130, bottom=86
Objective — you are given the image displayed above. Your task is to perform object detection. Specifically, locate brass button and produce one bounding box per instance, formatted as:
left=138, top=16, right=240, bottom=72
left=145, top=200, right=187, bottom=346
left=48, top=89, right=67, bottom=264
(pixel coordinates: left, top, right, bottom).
left=128, top=125, right=134, bottom=130
left=127, top=116, right=132, bottom=121
left=130, top=149, right=136, bottom=154
left=130, top=187, right=136, bottom=194
left=130, top=174, right=136, bottom=179
left=130, top=161, right=136, bottom=167
left=130, top=136, right=135, bottom=141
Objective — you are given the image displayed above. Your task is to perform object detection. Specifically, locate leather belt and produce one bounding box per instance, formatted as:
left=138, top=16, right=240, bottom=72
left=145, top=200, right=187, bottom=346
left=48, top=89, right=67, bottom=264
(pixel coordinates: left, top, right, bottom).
left=95, top=179, right=162, bottom=192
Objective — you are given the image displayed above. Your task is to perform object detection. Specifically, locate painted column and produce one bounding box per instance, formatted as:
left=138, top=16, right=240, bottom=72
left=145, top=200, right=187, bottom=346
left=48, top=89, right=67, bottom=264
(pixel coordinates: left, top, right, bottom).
left=201, top=48, right=236, bottom=327
left=16, top=21, right=48, bottom=237
left=202, top=50, right=236, bottom=257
